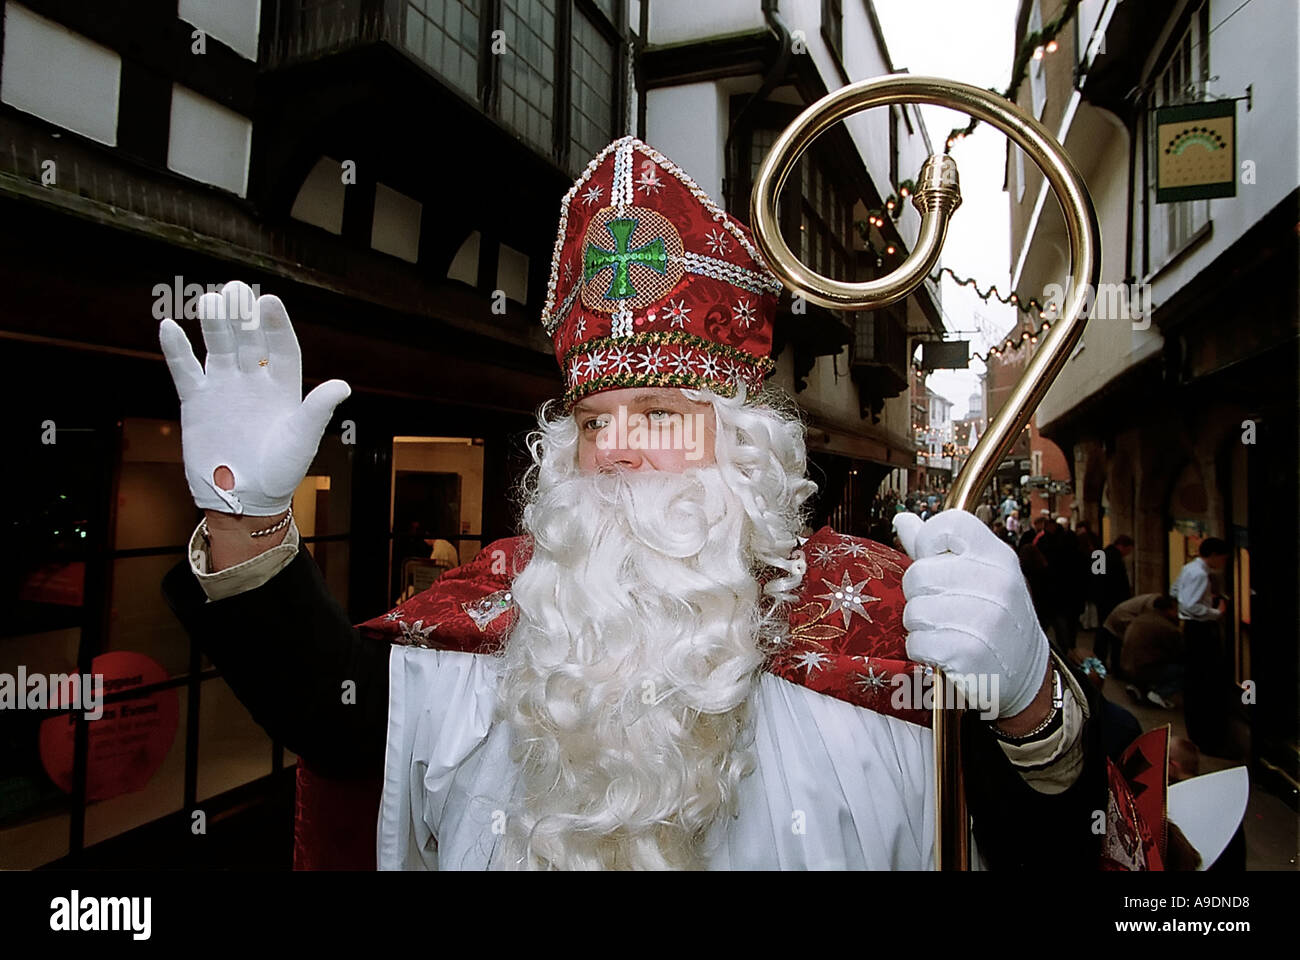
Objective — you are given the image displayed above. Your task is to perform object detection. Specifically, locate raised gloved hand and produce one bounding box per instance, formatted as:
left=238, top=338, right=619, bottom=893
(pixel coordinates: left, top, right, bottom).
left=159, top=281, right=350, bottom=516
left=892, top=509, right=1050, bottom=719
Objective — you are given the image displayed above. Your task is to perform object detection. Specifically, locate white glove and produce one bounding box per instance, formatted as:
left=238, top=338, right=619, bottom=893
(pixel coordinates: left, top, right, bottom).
left=158, top=281, right=351, bottom=516
left=893, top=509, right=1050, bottom=719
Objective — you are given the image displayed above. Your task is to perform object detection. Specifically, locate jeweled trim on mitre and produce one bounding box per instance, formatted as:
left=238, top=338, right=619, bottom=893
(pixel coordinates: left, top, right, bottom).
left=560, top=329, right=768, bottom=367
left=560, top=330, right=775, bottom=409
left=561, top=366, right=773, bottom=409
left=680, top=252, right=783, bottom=296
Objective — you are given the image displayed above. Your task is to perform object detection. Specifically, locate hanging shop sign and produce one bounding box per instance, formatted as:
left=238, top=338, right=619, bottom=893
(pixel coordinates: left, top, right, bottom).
left=1155, top=99, right=1236, bottom=203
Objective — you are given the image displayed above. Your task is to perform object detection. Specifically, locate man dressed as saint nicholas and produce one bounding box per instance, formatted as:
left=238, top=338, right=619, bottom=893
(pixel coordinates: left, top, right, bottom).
left=160, top=136, right=1127, bottom=871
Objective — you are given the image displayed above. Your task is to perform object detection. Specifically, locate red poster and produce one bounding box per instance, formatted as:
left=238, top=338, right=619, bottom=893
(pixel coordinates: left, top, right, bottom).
left=39, top=651, right=180, bottom=802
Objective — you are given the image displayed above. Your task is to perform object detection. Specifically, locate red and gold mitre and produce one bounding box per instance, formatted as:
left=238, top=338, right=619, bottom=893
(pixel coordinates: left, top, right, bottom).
left=540, top=136, right=783, bottom=407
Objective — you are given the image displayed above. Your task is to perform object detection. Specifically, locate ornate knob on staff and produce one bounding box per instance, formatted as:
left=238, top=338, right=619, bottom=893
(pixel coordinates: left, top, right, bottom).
left=750, top=74, right=1101, bottom=870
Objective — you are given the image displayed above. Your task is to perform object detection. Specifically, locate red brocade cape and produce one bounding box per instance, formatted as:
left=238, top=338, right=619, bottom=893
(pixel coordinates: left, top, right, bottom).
left=357, top=526, right=931, bottom=726
left=292, top=526, right=1161, bottom=871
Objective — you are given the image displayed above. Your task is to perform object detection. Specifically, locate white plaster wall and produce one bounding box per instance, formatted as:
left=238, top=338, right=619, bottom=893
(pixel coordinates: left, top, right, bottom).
left=1036, top=104, right=1164, bottom=427
left=647, top=0, right=766, bottom=46
left=646, top=81, right=728, bottom=201
left=1032, top=0, right=1298, bottom=428
left=1140, top=0, right=1299, bottom=304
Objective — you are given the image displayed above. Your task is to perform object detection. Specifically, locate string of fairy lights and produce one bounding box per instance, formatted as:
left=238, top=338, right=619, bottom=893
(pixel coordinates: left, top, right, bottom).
left=942, top=0, right=1081, bottom=151
left=854, top=1, right=1080, bottom=370
left=930, top=267, right=1061, bottom=363
left=899, top=268, right=1060, bottom=374
left=854, top=0, right=1078, bottom=259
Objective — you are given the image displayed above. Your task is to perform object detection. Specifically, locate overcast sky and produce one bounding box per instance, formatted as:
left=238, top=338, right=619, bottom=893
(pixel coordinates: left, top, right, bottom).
left=872, top=0, right=1021, bottom=418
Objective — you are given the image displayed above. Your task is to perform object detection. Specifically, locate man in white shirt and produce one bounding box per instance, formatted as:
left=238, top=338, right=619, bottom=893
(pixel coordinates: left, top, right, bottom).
left=1171, top=538, right=1232, bottom=754
left=158, top=137, right=1119, bottom=871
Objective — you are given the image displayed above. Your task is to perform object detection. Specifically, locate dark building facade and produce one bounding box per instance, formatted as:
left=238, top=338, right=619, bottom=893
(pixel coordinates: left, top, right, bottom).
left=0, top=0, right=631, bottom=868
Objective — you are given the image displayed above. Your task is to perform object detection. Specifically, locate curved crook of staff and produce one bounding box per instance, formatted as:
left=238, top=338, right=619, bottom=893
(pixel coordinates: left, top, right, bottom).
left=750, top=74, right=1101, bottom=870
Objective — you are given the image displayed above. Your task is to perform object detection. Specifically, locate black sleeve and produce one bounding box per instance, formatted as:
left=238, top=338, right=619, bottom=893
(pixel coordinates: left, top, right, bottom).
left=961, top=659, right=1109, bottom=870
left=161, top=546, right=390, bottom=779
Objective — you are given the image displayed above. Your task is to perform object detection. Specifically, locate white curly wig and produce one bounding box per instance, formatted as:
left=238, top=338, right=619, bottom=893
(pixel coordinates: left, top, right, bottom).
left=491, top=385, right=818, bottom=870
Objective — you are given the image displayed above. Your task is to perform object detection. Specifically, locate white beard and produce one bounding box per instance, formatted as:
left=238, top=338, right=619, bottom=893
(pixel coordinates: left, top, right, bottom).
left=491, top=466, right=771, bottom=870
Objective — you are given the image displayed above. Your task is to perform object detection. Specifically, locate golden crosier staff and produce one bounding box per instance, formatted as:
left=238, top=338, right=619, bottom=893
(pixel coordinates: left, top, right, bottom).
left=751, top=74, right=1101, bottom=870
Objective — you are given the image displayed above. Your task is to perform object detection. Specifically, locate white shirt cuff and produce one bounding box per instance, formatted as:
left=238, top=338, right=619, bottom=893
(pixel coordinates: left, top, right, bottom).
left=996, top=651, right=1090, bottom=794
left=188, top=517, right=301, bottom=602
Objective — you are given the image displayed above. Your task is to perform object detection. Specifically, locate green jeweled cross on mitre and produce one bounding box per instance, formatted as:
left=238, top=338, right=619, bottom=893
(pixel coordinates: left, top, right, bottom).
left=583, top=217, right=668, bottom=300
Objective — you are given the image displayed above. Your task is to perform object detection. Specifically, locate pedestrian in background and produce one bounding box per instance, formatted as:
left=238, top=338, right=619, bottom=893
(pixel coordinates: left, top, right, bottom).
left=1017, top=530, right=1052, bottom=634
left=1092, top=534, right=1134, bottom=669
left=1119, top=595, right=1184, bottom=709
left=1038, top=519, right=1085, bottom=654
left=999, top=493, right=1018, bottom=520
left=1173, top=538, right=1232, bottom=755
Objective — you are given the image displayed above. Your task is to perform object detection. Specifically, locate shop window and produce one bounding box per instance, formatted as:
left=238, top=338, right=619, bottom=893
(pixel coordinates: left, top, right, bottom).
left=1144, top=3, right=1212, bottom=269
left=296, top=434, right=354, bottom=608
left=404, top=0, right=481, bottom=98
left=499, top=0, right=557, bottom=152
left=2, top=414, right=344, bottom=866
left=197, top=678, right=272, bottom=802
left=81, top=686, right=187, bottom=850
left=390, top=437, right=484, bottom=606
left=570, top=6, right=617, bottom=167
left=0, top=421, right=98, bottom=868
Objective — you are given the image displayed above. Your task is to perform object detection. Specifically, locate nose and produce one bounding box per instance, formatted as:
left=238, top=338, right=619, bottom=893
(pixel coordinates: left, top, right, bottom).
left=593, top=438, right=645, bottom=471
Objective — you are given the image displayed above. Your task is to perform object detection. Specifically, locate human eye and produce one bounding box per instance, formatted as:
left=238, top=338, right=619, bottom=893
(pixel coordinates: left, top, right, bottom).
left=581, top=414, right=610, bottom=431
left=647, top=408, right=680, bottom=422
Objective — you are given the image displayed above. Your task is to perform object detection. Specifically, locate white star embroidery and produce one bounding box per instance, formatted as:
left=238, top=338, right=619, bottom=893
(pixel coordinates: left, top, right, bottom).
left=665, top=298, right=691, bottom=328
left=582, top=184, right=603, bottom=206
left=816, top=571, right=880, bottom=629
left=733, top=298, right=757, bottom=329
left=399, top=619, right=436, bottom=644
left=855, top=666, right=891, bottom=695
left=836, top=540, right=869, bottom=558
left=697, top=354, right=721, bottom=379
left=705, top=227, right=730, bottom=255
left=607, top=347, right=634, bottom=375
left=668, top=350, right=693, bottom=376
left=573, top=316, right=586, bottom=340
left=809, top=543, right=837, bottom=568
left=564, top=261, right=574, bottom=283
left=792, top=650, right=832, bottom=674
left=568, top=359, right=583, bottom=385
left=382, top=610, right=403, bottom=622
left=636, top=348, right=666, bottom=375
left=636, top=168, right=664, bottom=195
left=578, top=349, right=605, bottom=378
